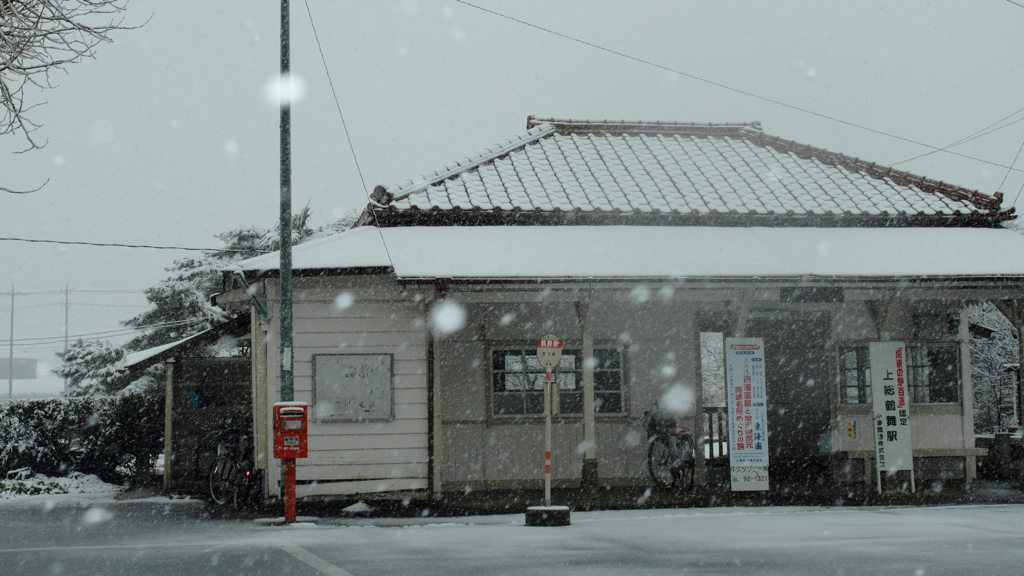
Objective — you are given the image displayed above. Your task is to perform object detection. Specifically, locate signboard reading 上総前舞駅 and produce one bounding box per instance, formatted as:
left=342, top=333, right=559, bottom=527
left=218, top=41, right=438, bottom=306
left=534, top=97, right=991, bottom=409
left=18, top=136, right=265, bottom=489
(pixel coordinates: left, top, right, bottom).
left=725, top=338, right=769, bottom=491
left=869, top=342, right=914, bottom=490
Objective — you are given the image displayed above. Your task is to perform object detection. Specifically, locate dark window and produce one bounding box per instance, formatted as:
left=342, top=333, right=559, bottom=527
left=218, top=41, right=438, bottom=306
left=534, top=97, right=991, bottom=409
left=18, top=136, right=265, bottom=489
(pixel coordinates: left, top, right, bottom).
left=839, top=345, right=870, bottom=404
left=491, top=348, right=623, bottom=416
left=907, top=343, right=960, bottom=404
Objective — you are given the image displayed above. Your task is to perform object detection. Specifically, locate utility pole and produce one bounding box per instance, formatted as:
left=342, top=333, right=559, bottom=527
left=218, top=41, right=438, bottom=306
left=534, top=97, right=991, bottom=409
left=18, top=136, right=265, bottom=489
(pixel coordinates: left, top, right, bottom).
left=279, top=0, right=293, bottom=404
left=279, top=0, right=296, bottom=525
left=8, top=285, right=14, bottom=400
left=64, top=283, right=69, bottom=394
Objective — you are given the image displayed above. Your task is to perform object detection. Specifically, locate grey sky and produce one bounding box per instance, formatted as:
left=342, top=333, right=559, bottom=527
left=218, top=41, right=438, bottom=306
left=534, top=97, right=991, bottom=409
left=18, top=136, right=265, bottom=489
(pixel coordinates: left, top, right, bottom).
left=3, top=0, right=1023, bottom=393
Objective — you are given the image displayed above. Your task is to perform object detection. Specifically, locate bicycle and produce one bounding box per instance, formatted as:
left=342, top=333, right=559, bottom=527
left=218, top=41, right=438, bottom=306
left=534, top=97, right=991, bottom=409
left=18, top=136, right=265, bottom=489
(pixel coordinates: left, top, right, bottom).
left=645, top=406, right=695, bottom=491
left=208, top=435, right=259, bottom=510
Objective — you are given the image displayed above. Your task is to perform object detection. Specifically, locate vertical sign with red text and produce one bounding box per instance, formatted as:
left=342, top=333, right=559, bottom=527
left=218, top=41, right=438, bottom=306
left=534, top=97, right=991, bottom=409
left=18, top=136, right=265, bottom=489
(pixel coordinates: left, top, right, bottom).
left=725, top=338, right=769, bottom=491
left=869, top=342, right=913, bottom=474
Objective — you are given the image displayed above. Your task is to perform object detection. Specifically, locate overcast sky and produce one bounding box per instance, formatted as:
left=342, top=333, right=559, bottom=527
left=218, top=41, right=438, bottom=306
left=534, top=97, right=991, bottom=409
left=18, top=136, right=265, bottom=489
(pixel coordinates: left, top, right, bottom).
left=3, top=0, right=1024, bottom=394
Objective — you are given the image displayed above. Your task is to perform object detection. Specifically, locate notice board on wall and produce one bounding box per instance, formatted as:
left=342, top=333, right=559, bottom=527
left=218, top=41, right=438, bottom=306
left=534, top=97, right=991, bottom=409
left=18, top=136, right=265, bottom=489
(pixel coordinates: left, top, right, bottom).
left=313, top=354, right=394, bottom=421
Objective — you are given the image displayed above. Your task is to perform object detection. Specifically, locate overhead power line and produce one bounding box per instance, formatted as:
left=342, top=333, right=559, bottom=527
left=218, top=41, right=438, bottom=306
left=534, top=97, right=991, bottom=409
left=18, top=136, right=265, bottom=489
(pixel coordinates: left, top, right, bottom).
left=303, top=0, right=396, bottom=271
left=0, top=317, right=216, bottom=346
left=454, top=0, right=1024, bottom=176
left=892, top=110, right=1024, bottom=167
left=0, top=237, right=270, bottom=253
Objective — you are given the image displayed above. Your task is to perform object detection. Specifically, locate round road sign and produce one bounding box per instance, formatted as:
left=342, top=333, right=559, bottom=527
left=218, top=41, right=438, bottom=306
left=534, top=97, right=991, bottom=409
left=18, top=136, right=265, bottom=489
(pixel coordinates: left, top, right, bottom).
left=536, top=334, right=563, bottom=376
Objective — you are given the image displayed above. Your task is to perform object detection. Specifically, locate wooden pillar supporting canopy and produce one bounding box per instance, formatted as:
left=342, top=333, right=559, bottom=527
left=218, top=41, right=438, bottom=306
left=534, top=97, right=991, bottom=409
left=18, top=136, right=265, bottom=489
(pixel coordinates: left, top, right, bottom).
left=578, top=296, right=598, bottom=488
left=163, top=358, right=175, bottom=491
left=691, top=307, right=706, bottom=487
left=731, top=290, right=753, bottom=339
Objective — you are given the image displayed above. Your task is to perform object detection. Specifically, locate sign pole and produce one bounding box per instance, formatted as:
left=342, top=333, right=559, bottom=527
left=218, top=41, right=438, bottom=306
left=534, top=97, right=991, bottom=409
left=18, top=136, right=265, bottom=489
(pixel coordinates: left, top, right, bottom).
left=525, top=334, right=570, bottom=526
left=544, top=371, right=552, bottom=508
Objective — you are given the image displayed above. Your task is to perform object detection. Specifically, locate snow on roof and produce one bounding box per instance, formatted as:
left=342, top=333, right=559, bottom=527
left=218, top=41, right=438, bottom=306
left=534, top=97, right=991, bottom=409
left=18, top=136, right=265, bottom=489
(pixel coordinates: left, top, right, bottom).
left=120, top=315, right=250, bottom=373
left=122, top=331, right=207, bottom=370
left=228, top=225, right=1024, bottom=280
left=368, top=118, right=1006, bottom=221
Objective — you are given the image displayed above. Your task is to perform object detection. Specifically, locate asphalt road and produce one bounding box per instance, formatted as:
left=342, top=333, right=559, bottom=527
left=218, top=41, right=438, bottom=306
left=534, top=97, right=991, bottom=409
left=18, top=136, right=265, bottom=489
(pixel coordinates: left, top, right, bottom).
left=2, top=494, right=1023, bottom=575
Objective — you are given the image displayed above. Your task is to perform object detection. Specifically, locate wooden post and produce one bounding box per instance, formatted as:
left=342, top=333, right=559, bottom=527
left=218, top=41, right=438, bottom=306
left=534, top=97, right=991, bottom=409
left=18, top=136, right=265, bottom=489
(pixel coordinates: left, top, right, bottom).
left=691, top=307, right=706, bottom=486
left=163, top=358, right=175, bottom=491
left=580, top=298, right=597, bottom=487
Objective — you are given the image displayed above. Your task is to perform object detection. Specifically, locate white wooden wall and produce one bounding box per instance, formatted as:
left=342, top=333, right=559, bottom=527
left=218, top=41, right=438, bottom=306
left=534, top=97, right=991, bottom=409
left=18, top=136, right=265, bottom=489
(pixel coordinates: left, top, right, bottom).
left=262, top=275, right=431, bottom=498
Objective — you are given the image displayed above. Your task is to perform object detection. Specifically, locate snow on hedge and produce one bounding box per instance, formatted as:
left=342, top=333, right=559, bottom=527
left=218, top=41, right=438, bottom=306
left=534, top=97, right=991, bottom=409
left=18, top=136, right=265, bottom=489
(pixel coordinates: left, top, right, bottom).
left=0, top=472, right=120, bottom=499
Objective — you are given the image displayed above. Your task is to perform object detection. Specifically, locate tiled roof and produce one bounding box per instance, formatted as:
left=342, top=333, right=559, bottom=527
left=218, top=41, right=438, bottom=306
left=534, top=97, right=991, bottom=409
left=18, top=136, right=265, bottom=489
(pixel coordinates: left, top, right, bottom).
left=365, top=118, right=1011, bottom=226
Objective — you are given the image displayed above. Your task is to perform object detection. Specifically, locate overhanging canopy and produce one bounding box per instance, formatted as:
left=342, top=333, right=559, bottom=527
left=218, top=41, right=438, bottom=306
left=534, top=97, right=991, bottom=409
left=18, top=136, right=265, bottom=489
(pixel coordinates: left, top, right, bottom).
left=227, top=225, right=1024, bottom=280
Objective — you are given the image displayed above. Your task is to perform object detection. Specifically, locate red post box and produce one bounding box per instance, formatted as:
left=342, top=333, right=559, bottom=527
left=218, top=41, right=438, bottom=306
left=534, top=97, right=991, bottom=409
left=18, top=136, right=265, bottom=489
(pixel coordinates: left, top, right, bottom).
left=273, top=402, right=308, bottom=459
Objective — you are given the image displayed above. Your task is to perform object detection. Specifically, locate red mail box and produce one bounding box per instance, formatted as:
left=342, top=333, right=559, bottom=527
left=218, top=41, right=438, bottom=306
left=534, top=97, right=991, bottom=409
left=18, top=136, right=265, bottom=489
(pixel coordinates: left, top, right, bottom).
left=273, top=402, right=308, bottom=459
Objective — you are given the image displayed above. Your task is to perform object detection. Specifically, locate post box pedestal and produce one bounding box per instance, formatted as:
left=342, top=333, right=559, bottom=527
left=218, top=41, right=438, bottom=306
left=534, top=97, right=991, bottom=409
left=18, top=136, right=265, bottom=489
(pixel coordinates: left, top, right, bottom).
left=525, top=505, right=570, bottom=527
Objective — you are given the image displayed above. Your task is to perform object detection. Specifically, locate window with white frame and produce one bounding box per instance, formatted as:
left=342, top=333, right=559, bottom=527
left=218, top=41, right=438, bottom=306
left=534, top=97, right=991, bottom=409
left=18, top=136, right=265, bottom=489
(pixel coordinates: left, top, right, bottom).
left=491, top=347, right=623, bottom=416
left=838, top=343, right=961, bottom=405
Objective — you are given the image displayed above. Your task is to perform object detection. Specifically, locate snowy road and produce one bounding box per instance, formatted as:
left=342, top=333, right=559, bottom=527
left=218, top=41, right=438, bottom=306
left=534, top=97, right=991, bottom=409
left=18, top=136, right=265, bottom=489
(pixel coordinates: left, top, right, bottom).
left=2, top=495, right=1023, bottom=575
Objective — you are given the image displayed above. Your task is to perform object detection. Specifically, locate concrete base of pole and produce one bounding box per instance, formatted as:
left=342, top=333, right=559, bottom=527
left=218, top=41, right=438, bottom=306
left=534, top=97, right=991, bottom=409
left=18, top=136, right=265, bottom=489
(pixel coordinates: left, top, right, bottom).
left=525, top=505, right=571, bottom=527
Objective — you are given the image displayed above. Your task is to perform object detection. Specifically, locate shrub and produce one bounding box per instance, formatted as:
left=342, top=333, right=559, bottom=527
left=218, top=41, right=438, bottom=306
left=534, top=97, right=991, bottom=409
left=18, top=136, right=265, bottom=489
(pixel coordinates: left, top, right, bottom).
left=0, top=392, right=163, bottom=484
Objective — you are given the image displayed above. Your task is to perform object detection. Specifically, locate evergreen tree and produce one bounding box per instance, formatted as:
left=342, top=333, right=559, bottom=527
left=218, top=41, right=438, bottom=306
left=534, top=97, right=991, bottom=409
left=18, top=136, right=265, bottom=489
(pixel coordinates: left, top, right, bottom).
left=53, top=208, right=357, bottom=395
left=969, top=302, right=1020, bottom=434
left=53, top=339, right=128, bottom=396
left=122, top=206, right=356, bottom=352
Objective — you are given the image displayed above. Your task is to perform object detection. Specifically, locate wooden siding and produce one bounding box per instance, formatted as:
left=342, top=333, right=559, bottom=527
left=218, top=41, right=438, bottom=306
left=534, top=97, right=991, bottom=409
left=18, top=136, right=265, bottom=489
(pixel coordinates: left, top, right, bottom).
left=262, top=277, right=431, bottom=498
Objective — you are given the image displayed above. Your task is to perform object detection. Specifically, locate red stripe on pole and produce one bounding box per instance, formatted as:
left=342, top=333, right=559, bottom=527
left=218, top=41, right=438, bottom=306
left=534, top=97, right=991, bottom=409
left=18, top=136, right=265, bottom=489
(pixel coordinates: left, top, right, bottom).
left=545, top=451, right=551, bottom=460
left=545, top=465, right=551, bottom=474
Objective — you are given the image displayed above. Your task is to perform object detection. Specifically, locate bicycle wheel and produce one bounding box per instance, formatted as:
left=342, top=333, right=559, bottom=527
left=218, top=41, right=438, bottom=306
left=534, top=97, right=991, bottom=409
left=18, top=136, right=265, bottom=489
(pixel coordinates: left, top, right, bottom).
left=648, top=437, right=675, bottom=489
left=675, top=435, right=696, bottom=492
left=208, top=456, right=236, bottom=506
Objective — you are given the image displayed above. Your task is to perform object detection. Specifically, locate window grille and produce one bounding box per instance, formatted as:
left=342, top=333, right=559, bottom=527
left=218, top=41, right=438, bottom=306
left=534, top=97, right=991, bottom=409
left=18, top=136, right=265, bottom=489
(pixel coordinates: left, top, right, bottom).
left=491, top=348, right=622, bottom=416
left=838, top=343, right=960, bottom=405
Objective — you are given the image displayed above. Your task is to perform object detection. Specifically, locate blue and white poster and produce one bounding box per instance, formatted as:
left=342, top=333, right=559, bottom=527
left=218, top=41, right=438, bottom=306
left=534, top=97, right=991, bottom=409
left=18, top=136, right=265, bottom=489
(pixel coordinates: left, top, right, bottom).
left=725, top=338, right=769, bottom=491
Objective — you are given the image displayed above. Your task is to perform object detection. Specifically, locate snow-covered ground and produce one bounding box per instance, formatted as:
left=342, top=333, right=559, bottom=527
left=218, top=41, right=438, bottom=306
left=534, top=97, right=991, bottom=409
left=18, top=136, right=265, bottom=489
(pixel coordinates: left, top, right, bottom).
left=2, top=497, right=1023, bottom=575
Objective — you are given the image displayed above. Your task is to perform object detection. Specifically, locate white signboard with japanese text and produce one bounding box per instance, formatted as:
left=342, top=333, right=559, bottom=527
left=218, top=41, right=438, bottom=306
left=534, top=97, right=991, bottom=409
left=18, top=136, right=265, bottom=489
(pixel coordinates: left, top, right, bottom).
left=869, top=342, right=914, bottom=486
left=312, top=354, right=394, bottom=422
left=725, top=338, right=769, bottom=491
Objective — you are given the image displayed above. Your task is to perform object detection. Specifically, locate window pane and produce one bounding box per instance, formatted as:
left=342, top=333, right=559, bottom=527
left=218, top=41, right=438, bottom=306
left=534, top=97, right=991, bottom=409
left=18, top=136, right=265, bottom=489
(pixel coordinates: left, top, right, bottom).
left=843, top=386, right=859, bottom=404
left=595, top=371, right=620, bottom=391
left=908, top=344, right=960, bottom=404
left=525, top=372, right=546, bottom=390
left=556, top=372, right=577, bottom=390
left=594, top=349, right=620, bottom=369
left=595, top=392, right=622, bottom=413
left=525, top=392, right=545, bottom=414
left=502, top=373, right=525, bottom=391
left=524, top=353, right=542, bottom=371
left=926, top=346, right=959, bottom=403
left=493, top=350, right=523, bottom=371
left=560, top=392, right=582, bottom=413
left=558, top=351, right=577, bottom=370
left=494, top=394, right=523, bottom=415
left=838, top=346, right=869, bottom=405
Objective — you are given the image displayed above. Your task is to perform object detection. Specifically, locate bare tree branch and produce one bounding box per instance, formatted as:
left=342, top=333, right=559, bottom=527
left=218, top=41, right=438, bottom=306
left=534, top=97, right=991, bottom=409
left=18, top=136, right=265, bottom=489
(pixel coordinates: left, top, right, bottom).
left=0, top=177, right=48, bottom=193
left=1, top=0, right=138, bottom=192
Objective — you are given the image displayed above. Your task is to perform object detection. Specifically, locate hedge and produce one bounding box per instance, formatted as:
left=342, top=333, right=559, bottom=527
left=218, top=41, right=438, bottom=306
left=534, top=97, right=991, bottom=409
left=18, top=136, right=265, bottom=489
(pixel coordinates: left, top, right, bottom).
left=0, top=392, right=163, bottom=484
